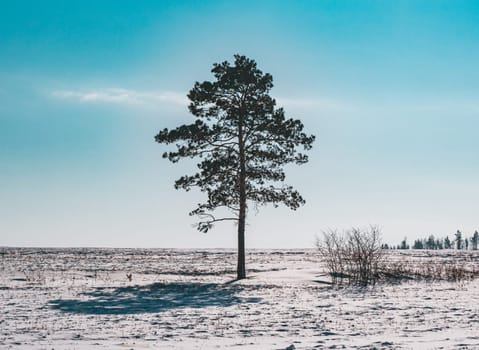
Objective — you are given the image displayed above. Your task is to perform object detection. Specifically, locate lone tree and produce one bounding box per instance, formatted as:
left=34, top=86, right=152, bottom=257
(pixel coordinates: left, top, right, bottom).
left=155, top=55, right=315, bottom=279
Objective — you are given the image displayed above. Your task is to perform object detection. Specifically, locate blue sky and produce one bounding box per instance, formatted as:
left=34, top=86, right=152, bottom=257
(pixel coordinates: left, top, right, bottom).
left=1, top=1, right=479, bottom=248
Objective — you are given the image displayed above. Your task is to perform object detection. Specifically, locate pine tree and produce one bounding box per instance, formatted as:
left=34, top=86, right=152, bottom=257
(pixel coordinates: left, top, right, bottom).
left=155, top=55, right=315, bottom=279
left=426, top=235, right=435, bottom=249
left=444, top=236, right=452, bottom=249
left=413, top=239, right=423, bottom=249
left=472, top=230, right=479, bottom=250
left=436, top=239, right=443, bottom=249
left=400, top=237, right=409, bottom=250
left=455, top=230, right=463, bottom=250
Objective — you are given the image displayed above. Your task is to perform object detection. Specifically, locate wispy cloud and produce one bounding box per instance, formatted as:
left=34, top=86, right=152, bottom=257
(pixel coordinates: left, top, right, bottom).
left=51, top=88, right=188, bottom=107
left=50, top=87, right=361, bottom=114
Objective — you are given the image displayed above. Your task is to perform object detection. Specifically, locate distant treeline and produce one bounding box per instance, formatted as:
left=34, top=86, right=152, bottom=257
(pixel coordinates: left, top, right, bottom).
left=383, top=230, right=479, bottom=250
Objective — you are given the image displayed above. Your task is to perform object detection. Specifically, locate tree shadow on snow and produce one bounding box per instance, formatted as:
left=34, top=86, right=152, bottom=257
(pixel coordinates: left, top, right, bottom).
left=49, top=282, right=261, bottom=315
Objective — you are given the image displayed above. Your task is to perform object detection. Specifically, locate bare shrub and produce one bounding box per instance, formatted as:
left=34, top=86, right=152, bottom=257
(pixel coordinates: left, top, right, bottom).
left=316, top=229, right=346, bottom=285
left=317, top=226, right=384, bottom=286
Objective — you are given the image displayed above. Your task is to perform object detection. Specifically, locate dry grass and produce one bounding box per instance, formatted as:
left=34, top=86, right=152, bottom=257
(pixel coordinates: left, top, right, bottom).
left=381, top=257, right=479, bottom=283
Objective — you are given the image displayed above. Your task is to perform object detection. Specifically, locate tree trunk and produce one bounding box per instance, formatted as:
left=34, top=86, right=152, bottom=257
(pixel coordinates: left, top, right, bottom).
left=237, top=200, right=246, bottom=280
left=237, top=110, right=247, bottom=280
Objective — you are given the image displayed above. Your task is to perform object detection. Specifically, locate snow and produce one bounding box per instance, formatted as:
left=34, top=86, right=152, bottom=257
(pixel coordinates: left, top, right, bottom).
left=1, top=248, right=479, bottom=349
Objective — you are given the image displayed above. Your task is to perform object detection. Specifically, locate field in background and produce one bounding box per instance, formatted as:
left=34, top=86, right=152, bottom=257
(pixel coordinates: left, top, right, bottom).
left=1, top=248, right=479, bottom=349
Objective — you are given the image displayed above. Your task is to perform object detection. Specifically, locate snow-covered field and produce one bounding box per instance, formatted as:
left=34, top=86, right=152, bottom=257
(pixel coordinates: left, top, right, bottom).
left=1, top=248, right=479, bottom=349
